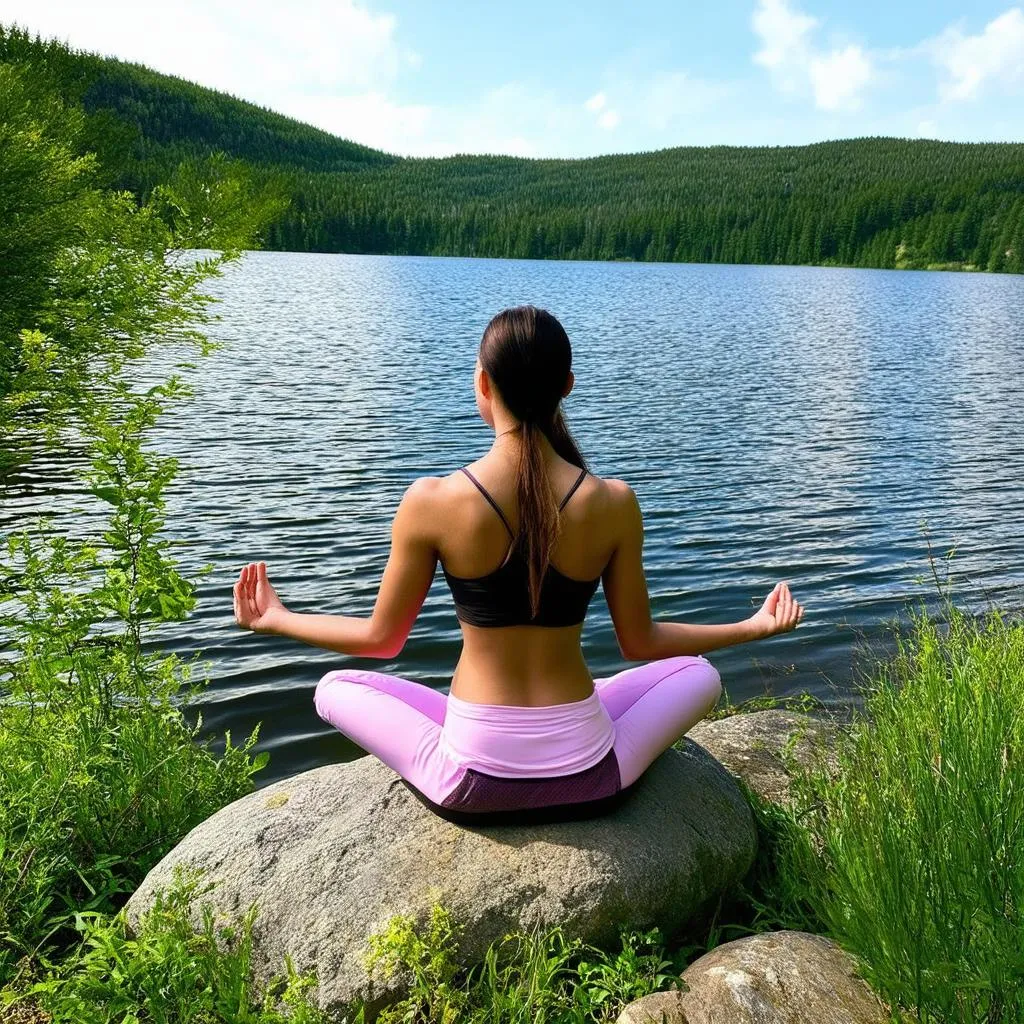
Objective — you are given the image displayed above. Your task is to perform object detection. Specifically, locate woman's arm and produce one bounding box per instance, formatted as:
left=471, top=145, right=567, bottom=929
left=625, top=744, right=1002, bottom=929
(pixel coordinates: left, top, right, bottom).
left=601, top=481, right=804, bottom=661
left=232, top=478, right=441, bottom=659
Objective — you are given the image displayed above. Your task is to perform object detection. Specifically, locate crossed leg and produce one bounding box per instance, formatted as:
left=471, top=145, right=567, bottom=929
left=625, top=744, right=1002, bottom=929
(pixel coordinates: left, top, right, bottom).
left=313, top=669, right=463, bottom=805
left=313, top=654, right=722, bottom=805
left=594, top=655, right=722, bottom=787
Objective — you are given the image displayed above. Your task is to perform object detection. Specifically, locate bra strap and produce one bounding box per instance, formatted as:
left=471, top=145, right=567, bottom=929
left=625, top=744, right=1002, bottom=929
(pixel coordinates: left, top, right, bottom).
left=558, top=468, right=588, bottom=511
left=459, top=467, right=516, bottom=538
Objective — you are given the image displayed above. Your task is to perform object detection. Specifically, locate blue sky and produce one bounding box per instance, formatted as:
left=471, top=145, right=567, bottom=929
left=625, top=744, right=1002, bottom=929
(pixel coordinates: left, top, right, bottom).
left=2, top=0, right=1022, bottom=156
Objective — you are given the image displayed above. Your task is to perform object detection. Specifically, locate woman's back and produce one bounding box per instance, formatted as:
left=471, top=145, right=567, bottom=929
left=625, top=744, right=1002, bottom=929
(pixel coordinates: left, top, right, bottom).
left=432, top=449, right=624, bottom=706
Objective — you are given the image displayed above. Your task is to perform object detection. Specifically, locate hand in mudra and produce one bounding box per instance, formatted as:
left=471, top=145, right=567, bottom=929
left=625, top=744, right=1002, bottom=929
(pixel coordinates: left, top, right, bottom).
left=233, top=561, right=287, bottom=633
left=750, top=582, right=804, bottom=638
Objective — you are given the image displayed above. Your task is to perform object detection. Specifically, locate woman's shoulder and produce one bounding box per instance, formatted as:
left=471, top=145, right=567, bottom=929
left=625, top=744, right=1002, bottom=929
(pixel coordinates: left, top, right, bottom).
left=593, top=474, right=636, bottom=502
left=400, top=467, right=638, bottom=516
left=398, top=469, right=483, bottom=514
left=579, top=472, right=638, bottom=516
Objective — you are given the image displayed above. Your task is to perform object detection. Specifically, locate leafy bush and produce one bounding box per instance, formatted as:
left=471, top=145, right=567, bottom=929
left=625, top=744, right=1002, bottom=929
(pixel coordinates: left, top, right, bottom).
left=7, top=870, right=326, bottom=1024
left=363, top=903, right=684, bottom=1024
left=0, top=378, right=266, bottom=985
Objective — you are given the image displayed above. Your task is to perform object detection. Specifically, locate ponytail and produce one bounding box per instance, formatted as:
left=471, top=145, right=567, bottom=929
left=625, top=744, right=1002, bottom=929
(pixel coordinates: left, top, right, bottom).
left=545, top=407, right=587, bottom=471
left=479, top=306, right=587, bottom=620
left=516, top=410, right=588, bottom=619
left=515, top=420, right=554, bottom=619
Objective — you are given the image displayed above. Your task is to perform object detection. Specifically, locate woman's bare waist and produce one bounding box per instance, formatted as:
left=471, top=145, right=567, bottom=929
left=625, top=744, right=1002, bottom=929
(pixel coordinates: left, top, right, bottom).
left=450, top=623, right=594, bottom=705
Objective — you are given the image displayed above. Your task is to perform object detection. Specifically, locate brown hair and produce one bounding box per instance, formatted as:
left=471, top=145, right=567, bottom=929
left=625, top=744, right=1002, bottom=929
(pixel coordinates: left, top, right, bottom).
left=479, top=305, right=588, bottom=618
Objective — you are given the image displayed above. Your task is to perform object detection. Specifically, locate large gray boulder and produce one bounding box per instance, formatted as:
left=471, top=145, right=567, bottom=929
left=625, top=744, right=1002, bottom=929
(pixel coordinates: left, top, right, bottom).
left=686, top=711, right=839, bottom=807
left=126, top=741, right=756, bottom=1020
left=616, top=930, right=892, bottom=1024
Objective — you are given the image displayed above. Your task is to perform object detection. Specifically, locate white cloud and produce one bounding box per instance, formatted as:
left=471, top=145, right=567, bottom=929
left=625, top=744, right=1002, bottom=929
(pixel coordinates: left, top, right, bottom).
left=411, top=70, right=732, bottom=156
left=929, top=7, right=1024, bottom=101
left=584, top=90, right=620, bottom=131
left=274, top=92, right=433, bottom=156
left=752, top=0, right=817, bottom=87
left=640, top=70, right=737, bottom=131
left=809, top=44, right=873, bottom=111
left=751, top=0, right=874, bottom=111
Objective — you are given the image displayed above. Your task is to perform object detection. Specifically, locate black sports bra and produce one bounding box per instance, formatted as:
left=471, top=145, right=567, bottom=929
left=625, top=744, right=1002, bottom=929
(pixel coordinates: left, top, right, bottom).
left=441, top=467, right=601, bottom=628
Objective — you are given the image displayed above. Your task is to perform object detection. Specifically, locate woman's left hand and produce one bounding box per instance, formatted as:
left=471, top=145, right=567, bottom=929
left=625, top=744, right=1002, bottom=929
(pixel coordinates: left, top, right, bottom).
left=748, top=582, right=804, bottom=639
left=233, top=561, right=287, bottom=633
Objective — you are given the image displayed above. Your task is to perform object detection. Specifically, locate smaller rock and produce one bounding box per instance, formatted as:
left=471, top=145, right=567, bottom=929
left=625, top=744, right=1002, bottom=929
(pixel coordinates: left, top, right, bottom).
left=616, top=930, right=891, bottom=1024
left=686, top=710, right=838, bottom=807
left=617, top=989, right=690, bottom=1024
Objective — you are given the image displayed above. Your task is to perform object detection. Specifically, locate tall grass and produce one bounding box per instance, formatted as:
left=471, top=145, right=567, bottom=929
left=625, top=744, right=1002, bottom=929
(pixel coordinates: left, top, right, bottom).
left=777, top=604, right=1024, bottom=1023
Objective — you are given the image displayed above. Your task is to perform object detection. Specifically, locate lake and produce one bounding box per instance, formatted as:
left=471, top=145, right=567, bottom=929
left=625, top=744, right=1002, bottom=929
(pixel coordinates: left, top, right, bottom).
left=4, top=252, right=1023, bottom=785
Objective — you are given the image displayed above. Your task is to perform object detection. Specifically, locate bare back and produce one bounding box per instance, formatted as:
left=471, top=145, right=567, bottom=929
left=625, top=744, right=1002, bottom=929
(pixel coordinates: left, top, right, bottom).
left=431, top=451, right=623, bottom=705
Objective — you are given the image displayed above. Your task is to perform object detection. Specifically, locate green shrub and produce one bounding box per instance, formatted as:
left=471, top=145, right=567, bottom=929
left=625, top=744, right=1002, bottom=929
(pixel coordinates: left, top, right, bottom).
left=362, top=903, right=684, bottom=1024
left=0, top=378, right=266, bottom=984
left=6, top=870, right=326, bottom=1024
left=774, top=605, right=1024, bottom=1023
left=1, top=45, right=286, bottom=1014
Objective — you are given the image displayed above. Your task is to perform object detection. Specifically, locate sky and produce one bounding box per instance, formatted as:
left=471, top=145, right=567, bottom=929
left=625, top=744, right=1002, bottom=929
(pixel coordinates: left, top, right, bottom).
left=2, top=0, right=1023, bottom=158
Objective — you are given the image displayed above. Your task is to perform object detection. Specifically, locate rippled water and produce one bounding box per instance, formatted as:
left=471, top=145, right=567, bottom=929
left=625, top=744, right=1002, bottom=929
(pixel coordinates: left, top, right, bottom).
left=4, top=253, right=1023, bottom=785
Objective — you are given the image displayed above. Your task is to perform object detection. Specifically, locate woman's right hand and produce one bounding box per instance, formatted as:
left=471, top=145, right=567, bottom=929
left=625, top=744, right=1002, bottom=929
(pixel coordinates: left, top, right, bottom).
left=233, top=561, right=288, bottom=634
left=749, top=582, right=804, bottom=639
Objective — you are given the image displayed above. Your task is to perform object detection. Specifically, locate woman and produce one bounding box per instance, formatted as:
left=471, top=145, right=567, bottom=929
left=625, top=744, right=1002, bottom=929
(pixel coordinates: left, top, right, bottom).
left=233, top=305, right=804, bottom=824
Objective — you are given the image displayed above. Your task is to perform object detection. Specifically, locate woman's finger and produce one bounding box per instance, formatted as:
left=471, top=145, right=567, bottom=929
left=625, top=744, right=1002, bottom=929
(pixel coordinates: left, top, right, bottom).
left=244, top=570, right=258, bottom=617
left=236, top=581, right=253, bottom=627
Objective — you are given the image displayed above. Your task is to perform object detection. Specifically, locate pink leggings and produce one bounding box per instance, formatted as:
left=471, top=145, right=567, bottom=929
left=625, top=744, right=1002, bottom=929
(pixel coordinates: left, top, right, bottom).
left=314, top=656, right=722, bottom=815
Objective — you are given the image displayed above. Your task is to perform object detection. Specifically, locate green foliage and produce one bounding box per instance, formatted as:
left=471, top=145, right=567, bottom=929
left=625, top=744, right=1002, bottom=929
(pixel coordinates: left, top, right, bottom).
left=0, top=56, right=222, bottom=442
left=0, top=59, right=98, bottom=405
left=148, top=152, right=290, bottom=250
left=0, top=41, right=287, bottom=456
left=0, top=33, right=286, bottom=988
left=765, top=605, right=1024, bottom=1023
left=363, top=903, right=684, bottom=1024
left=0, top=25, right=301, bottom=1018
left=0, top=379, right=267, bottom=984
left=7, top=870, right=327, bottom=1024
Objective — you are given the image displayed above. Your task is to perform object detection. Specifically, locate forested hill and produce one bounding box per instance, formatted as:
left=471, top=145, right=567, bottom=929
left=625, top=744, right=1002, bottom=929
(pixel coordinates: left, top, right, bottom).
left=3, top=24, right=1023, bottom=273
left=0, top=26, right=393, bottom=183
